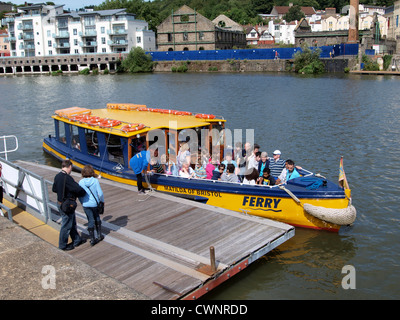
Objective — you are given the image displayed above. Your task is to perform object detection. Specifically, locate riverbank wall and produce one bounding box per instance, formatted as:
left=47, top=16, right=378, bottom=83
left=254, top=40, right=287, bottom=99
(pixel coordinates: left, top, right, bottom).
left=153, top=57, right=357, bottom=73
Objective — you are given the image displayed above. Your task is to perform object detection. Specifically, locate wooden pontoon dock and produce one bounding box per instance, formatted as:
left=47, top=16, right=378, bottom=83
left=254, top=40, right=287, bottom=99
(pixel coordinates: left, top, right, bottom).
left=2, top=160, right=294, bottom=300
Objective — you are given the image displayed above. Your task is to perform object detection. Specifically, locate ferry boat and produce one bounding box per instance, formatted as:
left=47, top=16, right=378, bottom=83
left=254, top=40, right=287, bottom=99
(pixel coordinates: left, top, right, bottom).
left=42, top=104, right=356, bottom=232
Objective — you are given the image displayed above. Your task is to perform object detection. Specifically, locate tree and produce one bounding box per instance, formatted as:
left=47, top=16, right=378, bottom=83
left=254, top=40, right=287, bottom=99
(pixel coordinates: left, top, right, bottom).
left=283, top=5, right=305, bottom=22
left=293, top=45, right=325, bottom=74
left=120, top=47, right=154, bottom=73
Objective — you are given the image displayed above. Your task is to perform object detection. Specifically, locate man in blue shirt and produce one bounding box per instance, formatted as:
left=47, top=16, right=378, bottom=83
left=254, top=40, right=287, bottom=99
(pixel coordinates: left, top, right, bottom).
left=129, top=150, right=151, bottom=194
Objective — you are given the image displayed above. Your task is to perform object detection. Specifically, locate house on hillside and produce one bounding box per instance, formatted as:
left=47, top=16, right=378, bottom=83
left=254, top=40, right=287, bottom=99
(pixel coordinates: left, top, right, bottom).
left=269, top=5, right=317, bottom=20
left=156, top=5, right=246, bottom=51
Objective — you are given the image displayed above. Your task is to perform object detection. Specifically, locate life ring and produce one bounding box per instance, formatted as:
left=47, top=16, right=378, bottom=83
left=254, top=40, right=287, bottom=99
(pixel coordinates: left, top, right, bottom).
left=121, top=123, right=145, bottom=132
left=195, top=113, right=215, bottom=119
left=181, top=111, right=193, bottom=116
left=99, top=119, right=121, bottom=127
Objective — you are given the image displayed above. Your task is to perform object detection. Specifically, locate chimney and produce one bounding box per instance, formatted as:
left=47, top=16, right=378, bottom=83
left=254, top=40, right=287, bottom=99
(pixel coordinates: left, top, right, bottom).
left=348, top=0, right=359, bottom=43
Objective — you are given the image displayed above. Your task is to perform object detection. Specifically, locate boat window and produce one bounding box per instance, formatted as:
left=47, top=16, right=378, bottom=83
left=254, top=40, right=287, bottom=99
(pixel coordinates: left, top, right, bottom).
left=106, top=134, right=124, bottom=165
left=84, top=128, right=99, bottom=157
left=130, top=136, right=146, bottom=156
left=70, top=125, right=81, bottom=151
left=57, top=120, right=66, bottom=144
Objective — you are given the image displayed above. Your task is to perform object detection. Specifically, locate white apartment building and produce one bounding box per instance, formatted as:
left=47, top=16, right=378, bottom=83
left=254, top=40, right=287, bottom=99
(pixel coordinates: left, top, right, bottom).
left=2, top=3, right=156, bottom=57
left=268, top=20, right=298, bottom=44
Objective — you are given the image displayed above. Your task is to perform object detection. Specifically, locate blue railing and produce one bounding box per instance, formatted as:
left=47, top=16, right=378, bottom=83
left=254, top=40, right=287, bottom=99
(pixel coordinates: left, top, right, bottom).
left=148, top=43, right=359, bottom=61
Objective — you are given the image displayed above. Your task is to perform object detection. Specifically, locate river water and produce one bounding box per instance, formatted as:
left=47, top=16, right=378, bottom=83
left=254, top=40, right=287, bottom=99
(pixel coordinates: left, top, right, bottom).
left=1, top=72, right=399, bottom=300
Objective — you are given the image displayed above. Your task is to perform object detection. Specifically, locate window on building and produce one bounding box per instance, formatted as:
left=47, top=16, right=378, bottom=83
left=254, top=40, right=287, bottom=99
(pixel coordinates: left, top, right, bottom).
left=183, top=32, right=188, bottom=41
left=102, top=37, right=105, bottom=44
left=137, top=36, right=141, bottom=43
left=48, top=40, right=52, bottom=46
left=199, top=32, right=204, bottom=40
left=75, top=49, right=79, bottom=54
left=101, top=27, right=105, bottom=34
left=73, top=29, right=77, bottom=35
left=102, top=48, right=106, bottom=52
left=47, top=30, right=51, bottom=37
left=74, top=39, right=78, bottom=45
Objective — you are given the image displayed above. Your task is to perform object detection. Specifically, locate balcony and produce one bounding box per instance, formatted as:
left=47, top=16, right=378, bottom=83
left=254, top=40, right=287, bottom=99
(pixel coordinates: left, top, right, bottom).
left=53, top=32, right=70, bottom=38
left=18, top=34, right=34, bottom=41
left=19, top=44, right=35, bottom=50
left=7, top=37, right=16, bottom=42
left=53, top=42, right=70, bottom=48
left=107, top=29, right=127, bottom=35
left=79, top=30, right=97, bottom=37
left=108, top=40, right=127, bottom=46
left=18, top=24, right=33, bottom=31
left=80, top=41, right=97, bottom=47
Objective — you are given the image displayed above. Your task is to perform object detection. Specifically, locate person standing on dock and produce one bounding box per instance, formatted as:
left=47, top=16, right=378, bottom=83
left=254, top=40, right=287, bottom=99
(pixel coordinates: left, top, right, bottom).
left=78, top=165, right=105, bottom=246
left=52, top=160, right=87, bottom=251
left=129, top=149, right=151, bottom=195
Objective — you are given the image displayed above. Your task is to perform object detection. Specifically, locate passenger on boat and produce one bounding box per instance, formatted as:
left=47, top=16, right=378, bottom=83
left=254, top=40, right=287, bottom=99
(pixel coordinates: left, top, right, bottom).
left=212, top=164, right=226, bottom=181
left=78, top=165, right=104, bottom=246
left=269, top=150, right=286, bottom=178
left=242, top=168, right=259, bottom=185
left=177, top=142, right=191, bottom=171
left=258, top=152, right=270, bottom=177
left=221, top=164, right=240, bottom=183
left=256, top=167, right=276, bottom=186
left=247, top=151, right=261, bottom=170
left=276, top=159, right=301, bottom=185
left=150, top=152, right=165, bottom=174
left=206, top=156, right=219, bottom=179
left=237, top=142, right=251, bottom=181
left=166, top=159, right=178, bottom=176
left=195, top=157, right=207, bottom=179
left=221, top=150, right=238, bottom=174
left=179, top=161, right=195, bottom=178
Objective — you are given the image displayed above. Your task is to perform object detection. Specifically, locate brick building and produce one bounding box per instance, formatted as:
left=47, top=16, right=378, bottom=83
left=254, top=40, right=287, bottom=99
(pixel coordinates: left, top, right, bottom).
left=156, top=5, right=246, bottom=51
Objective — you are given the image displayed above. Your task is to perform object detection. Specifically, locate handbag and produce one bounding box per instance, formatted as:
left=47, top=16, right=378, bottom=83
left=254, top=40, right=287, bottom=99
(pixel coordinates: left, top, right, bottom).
left=87, top=185, right=104, bottom=215
left=60, top=174, right=77, bottom=215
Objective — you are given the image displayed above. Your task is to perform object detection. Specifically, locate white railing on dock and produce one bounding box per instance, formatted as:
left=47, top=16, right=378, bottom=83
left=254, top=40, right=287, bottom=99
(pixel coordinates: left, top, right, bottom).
left=0, top=158, right=59, bottom=229
left=0, top=135, right=18, bottom=160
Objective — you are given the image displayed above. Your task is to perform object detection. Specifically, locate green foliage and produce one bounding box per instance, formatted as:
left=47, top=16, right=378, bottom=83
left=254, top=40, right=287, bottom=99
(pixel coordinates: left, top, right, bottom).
left=172, top=62, right=188, bottom=72
left=293, top=45, right=325, bottom=74
left=79, top=68, right=90, bottom=75
left=120, top=47, right=153, bottom=73
left=383, top=54, right=392, bottom=70
left=103, top=68, right=109, bottom=74
left=283, top=5, right=305, bottom=22
left=51, top=69, right=63, bottom=76
left=361, top=55, right=379, bottom=71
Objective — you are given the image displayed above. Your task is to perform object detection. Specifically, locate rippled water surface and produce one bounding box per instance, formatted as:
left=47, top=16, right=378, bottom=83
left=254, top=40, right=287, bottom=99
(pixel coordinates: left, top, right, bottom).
left=1, top=72, right=399, bottom=299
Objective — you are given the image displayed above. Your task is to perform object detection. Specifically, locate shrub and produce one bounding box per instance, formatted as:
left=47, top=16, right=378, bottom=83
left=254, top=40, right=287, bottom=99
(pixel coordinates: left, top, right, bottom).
left=294, top=45, right=325, bottom=74
left=79, top=68, right=90, bottom=75
left=120, top=47, right=153, bottom=73
left=362, top=55, right=379, bottom=71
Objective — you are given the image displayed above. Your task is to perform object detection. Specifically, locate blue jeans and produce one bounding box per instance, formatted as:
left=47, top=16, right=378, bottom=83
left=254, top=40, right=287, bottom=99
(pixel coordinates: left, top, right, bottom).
left=57, top=204, right=82, bottom=249
left=83, top=206, right=101, bottom=229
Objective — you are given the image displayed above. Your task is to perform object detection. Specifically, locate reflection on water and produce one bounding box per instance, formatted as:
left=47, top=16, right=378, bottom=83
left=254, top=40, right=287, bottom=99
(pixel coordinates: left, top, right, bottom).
left=1, top=73, right=399, bottom=299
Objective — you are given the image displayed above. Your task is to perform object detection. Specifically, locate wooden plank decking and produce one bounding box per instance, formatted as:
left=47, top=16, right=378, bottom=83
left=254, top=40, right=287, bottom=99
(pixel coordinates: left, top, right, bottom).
left=14, top=160, right=294, bottom=300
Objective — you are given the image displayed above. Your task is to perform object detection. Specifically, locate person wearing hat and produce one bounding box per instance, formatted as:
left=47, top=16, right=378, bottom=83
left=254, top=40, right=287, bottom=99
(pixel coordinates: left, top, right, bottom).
left=269, top=150, right=285, bottom=178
